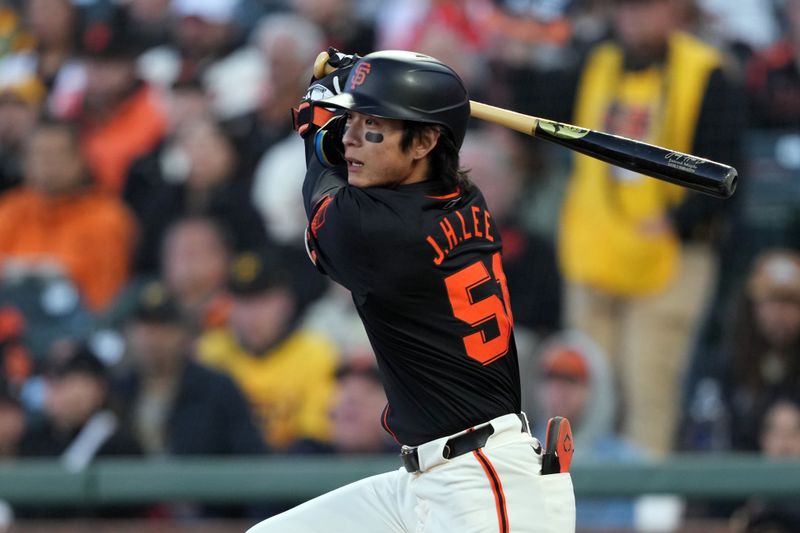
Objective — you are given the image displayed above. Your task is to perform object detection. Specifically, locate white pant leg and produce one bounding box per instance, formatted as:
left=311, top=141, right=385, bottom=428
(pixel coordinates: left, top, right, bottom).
left=245, top=468, right=416, bottom=533
left=412, top=423, right=576, bottom=532
left=247, top=414, right=576, bottom=533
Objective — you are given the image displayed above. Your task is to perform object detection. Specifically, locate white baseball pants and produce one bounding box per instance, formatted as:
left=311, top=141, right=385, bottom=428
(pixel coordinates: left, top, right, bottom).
left=246, top=413, right=576, bottom=532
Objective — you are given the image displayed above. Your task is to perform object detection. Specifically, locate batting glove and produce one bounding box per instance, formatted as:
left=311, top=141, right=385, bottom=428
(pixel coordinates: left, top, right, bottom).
left=292, top=48, right=359, bottom=137
left=307, top=47, right=360, bottom=100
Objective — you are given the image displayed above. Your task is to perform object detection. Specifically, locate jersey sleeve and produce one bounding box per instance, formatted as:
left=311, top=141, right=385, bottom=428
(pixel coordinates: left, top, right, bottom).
left=302, top=157, right=347, bottom=218
left=302, top=150, right=377, bottom=297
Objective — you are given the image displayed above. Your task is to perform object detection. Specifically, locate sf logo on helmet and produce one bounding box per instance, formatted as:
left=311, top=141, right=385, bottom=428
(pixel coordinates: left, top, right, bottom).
left=350, top=62, right=372, bottom=89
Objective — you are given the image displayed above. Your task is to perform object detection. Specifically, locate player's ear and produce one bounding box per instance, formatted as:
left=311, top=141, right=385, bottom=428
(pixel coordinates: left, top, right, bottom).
left=411, top=126, right=440, bottom=161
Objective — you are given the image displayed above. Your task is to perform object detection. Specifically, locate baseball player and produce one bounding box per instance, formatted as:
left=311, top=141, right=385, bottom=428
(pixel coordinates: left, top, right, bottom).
left=247, top=50, right=575, bottom=533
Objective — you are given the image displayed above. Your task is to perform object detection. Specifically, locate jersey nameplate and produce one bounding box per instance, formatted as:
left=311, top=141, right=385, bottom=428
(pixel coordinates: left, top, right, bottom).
left=426, top=205, right=495, bottom=265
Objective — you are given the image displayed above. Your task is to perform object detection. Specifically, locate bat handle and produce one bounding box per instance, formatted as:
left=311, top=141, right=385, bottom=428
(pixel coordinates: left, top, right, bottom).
left=469, top=101, right=539, bottom=137
left=313, top=51, right=338, bottom=79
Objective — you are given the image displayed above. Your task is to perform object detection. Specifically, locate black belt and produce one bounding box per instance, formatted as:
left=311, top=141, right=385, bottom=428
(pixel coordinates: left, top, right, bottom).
left=400, top=414, right=529, bottom=473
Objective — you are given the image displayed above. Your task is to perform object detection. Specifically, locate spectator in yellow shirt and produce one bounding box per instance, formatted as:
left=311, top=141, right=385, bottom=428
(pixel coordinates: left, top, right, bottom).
left=198, top=250, right=339, bottom=449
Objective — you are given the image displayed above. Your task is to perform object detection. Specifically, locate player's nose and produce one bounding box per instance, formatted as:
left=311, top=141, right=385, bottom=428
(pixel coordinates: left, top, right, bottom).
left=342, top=120, right=361, bottom=147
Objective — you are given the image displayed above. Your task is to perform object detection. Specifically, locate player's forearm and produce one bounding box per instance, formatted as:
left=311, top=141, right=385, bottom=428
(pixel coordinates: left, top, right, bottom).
left=302, top=158, right=347, bottom=219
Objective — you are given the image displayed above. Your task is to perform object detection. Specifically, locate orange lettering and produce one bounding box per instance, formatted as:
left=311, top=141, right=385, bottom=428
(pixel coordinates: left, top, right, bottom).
left=454, top=211, right=472, bottom=240
left=444, top=254, right=512, bottom=364
left=440, top=218, right=458, bottom=249
left=471, top=206, right=483, bottom=238
left=350, top=62, right=372, bottom=89
left=427, top=235, right=447, bottom=265
left=484, top=210, right=494, bottom=242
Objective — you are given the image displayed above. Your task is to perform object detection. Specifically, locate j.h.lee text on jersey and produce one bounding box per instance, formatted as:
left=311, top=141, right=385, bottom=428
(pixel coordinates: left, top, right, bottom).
left=426, top=205, right=494, bottom=265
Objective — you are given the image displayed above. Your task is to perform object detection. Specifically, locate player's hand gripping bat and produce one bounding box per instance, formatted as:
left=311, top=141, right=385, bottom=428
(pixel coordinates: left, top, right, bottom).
left=312, top=50, right=737, bottom=199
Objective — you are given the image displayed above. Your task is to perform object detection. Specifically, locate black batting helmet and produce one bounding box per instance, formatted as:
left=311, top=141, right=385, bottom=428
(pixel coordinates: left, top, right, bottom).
left=317, top=51, right=471, bottom=148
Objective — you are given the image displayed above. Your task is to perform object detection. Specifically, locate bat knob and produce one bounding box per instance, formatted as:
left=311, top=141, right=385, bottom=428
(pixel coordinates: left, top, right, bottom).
left=313, top=50, right=340, bottom=80
left=313, top=50, right=331, bottom=80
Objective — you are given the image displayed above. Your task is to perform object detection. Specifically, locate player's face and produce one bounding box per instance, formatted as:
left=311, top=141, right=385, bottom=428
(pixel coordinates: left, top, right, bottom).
left=342, top=111, right=437, bottom=188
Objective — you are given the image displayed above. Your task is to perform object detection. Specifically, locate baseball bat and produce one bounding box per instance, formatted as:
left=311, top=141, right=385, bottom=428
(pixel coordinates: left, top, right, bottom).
left=469, top=101, right=737, bottom=198
left=313, top=52, right=737, bottom=199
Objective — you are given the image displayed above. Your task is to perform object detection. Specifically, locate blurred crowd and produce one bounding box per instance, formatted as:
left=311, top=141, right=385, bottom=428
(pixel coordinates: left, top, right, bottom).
left=0, top=0, right=799, bottom=530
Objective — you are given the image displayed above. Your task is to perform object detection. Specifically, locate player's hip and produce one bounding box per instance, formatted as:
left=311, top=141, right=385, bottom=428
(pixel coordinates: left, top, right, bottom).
left=403, top=413, right=575, bottom=532
left=399, top=412, right=540, bottom=474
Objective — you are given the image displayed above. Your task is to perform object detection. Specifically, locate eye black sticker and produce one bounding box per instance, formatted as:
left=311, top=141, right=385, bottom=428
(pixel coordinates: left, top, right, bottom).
left=365, top=132, right=384, bottom=143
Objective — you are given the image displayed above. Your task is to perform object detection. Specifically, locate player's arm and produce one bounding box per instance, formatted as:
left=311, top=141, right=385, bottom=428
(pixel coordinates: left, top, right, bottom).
left=292, top=49, right=358, bottom=217
left=302, top=124, right=347, bottom=219
left=292, top=50, right=376, bottom=293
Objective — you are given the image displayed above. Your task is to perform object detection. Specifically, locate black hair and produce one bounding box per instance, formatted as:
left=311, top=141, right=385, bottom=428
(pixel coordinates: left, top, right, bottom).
left=401, top=123, right=473, bottom=193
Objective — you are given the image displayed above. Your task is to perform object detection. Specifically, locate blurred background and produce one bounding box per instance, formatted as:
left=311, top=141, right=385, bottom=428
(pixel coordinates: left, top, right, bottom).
left=0, top=0, right=799, bottom=531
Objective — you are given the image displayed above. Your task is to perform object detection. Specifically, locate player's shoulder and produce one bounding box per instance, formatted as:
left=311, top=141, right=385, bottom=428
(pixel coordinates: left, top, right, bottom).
left=330, top=183, right=426, bottom=238
left=329, top=180, right=488, bottom=253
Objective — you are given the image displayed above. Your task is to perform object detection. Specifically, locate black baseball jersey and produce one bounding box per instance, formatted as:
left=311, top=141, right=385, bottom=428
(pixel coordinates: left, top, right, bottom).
left=303, top=157, right=521, bottom=446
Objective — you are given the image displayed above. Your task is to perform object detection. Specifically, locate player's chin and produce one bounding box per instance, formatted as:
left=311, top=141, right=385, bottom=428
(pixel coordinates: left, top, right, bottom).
left=347, top=171, right=372, bottom=188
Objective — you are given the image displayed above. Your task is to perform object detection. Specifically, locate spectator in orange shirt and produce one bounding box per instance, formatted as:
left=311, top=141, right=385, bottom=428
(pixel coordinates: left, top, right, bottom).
left=0, top=119, right=137, bottom=311
left=76, top=16, right=167, bottom=194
